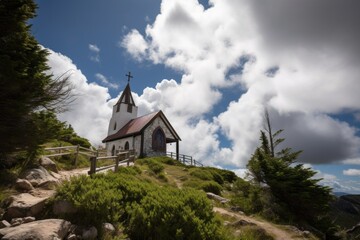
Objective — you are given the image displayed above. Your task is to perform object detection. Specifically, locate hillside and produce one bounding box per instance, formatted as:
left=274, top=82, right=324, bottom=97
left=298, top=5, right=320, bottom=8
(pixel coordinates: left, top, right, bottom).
left=0, top=156, right=321, bottom=240
left=331, top=194, right=360, bottom=229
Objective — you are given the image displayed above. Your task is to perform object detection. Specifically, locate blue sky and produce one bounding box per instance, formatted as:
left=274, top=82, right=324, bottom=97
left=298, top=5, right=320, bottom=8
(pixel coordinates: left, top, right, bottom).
left=32, top=0, right=360, bottom=193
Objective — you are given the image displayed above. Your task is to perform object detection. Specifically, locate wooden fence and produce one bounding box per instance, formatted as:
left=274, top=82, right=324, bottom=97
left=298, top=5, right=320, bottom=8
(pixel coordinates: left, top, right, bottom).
left=43, top=145, right=135, bottom=174
left=88, top=150, right=136, bottom=175
left=166, top=152, right=203, bottom=167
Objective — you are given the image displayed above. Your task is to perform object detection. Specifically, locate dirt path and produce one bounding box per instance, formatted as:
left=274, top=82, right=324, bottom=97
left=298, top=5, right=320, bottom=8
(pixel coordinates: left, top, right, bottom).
left=213, top=207, right=309, bottom=240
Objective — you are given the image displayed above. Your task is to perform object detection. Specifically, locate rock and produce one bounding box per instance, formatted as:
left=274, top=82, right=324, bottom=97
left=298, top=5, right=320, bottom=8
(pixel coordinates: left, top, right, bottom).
left=21, top=166, right=59, bottom=189
left=15, top=179, right=34, bottom=191
left=53, top=200, right=77, bottom=215
left=67, top=233, right=78, bottom=240
left=3, top=193, right=48, bottom=220
left=206, top=192, right=230, bottom=203
left=0, top=220, right=11, bottom=229
left=10, top=218, right=23, bottom=226
left=103, top=222, right=115, bottom=235
left=23, top=216, right=36, bottom=223
left=231, top=219, right=256, bottom=227
left=82, top=226, right=98, bottom=239
left=0, top=219, right=71, bottom=240
left=39, top=156, right=58, bottom=173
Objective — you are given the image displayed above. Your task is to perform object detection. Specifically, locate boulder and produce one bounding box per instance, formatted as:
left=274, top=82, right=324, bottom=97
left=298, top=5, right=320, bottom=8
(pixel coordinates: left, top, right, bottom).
left=21, top=166, right=59, bottom=189
left=3, top=193, right=48, bottom=220
left=39, top=156, right=58, bottom=173
left=103, top=222, right=115, bottom=235
left=0, top=220, right=10, bottom=229
left=206, top=192, right=230, bottom=203
left=15, top=179, right=34, bottom=191
left=53, top=200, right=77, bottom=216
left=0, top=219, right=71, bottom=240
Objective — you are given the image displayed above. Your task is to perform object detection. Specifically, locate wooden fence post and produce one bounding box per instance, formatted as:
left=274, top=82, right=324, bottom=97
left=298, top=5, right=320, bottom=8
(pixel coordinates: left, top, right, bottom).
left=126, top=151, right=130, bottom=166
left=115, top=155, right=120, bottom=172
left=191, top=156, right=193, bottom=166
left=183, top=155, right=185, bottom=164
left=88, top=157, right=97, bottom=175
left=73, top=145, right=80, bottom=167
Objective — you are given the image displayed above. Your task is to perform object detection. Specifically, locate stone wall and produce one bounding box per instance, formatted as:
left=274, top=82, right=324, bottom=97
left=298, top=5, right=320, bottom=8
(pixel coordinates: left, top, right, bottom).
left=143, top=116, right=174, bottom=157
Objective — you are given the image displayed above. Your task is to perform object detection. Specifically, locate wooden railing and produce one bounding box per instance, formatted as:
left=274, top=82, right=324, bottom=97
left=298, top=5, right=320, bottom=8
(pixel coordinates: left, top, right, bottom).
left=44, top=145, right=100, bottom=166
left=43, top=145, right=136, bottom=175
left=88, top=150, right=136, bottom=175
left=166, top=152, right=203, bottom=167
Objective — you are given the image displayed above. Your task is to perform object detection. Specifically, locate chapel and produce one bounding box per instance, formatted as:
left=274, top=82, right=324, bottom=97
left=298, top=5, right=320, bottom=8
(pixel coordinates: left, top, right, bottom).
left=102, top=73, right=181, bottom=160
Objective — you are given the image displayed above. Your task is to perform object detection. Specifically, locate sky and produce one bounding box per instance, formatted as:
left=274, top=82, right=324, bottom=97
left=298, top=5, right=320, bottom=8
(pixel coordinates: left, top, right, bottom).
left=31, top=0, right=360, bottom=193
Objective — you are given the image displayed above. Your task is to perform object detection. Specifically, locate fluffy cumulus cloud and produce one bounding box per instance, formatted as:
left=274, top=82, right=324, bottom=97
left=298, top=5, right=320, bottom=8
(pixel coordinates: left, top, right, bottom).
left=46, top=48, right=113, bottom=146
left=120, top=0, right=360, bottom=168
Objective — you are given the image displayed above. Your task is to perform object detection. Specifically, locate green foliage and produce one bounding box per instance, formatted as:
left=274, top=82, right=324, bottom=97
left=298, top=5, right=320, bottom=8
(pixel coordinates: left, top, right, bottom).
left=236, top=225, right=274, bottom=240
left=127, top=187, right=222, bottom=240
left=190, top=167, right=237, bottom=186
left=0, top=0, right=72, bottom=159
left=56, top=171, right=223, bottom=239
left=245, top=114, right=335, bottom=235
left=200, top=181, right=223, bottom=195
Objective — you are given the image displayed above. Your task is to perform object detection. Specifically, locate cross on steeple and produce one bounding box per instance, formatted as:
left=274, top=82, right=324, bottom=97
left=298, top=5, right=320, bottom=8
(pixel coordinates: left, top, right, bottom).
left=126, top=71, right=133, bottom=83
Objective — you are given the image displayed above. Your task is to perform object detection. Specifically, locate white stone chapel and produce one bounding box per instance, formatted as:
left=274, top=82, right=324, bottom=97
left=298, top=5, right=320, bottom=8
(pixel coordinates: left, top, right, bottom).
left=102, top=72, right=181, bottom=159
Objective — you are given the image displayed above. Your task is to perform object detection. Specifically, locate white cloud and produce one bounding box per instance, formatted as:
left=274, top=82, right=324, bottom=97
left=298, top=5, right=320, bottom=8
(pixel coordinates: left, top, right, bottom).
left=46, top=48, right=112, bottom=146
left=89, top=44, right=100, bottom=62
left=343, top=169, right=360, bottom=177
left=89, top=44, right=100, bottom=53
left=95, top=73, right=119, bottom=89
left=120, top=0, right=360, bottom=167
left=120, top=29, right=148, bottom=61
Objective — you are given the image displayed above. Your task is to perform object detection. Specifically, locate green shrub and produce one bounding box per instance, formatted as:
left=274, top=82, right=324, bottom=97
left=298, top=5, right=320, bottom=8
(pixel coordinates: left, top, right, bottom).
left=200, top=181, right=223, bottom=195
left=55, top=172, right=223, bottom=239
left=190, top=169, right=213, bottom=181
left=127, top=187, right=222, bottom=240
left=147, top=160, right=164, bottom=175
left=116, top=166, right=142, bottom=175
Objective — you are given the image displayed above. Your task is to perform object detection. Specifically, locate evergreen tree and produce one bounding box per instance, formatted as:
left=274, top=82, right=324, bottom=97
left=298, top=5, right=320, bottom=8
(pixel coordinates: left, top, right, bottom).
left=0, top=0, right=72, bottom=159
left=247, top=111, right=336, bottom=236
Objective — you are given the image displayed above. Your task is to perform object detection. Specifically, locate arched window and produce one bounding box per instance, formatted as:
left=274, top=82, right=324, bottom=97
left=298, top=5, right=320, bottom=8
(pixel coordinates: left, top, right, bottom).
left=111, top=145, right=116, bottom=156
left=124, top=141, right=129, bottom=150
left=152, top=127, right=166, bottom=152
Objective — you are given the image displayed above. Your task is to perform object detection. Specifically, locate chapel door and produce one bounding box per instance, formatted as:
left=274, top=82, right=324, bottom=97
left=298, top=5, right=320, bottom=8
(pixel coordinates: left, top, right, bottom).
left=152, top=127, right=166, bottom=152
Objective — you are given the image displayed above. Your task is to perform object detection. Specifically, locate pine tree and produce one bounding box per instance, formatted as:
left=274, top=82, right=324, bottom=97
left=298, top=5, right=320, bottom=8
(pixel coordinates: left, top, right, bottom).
left=247, top=110, right=336, bottom=235
left=0, top=0, right=72, bottom=160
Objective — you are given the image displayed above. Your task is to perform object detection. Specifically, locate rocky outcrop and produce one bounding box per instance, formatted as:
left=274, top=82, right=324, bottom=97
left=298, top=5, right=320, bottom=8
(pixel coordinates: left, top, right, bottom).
left=15, top=179, right=34, bottom=192
left=0, top=219, right=71, bottom=240
left=2, top=193, right=48, bottom=220
left=20, top=166, right=59, bottom=189
left=39, top=156, right=58, bottom=173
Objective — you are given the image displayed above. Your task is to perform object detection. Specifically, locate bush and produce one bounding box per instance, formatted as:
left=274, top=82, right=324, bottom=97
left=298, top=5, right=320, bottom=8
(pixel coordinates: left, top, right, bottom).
left=183, top=179, right=223, bottom=195
left=200, top=181, right=223, bottom=195
left=127, top=187, right=222, bottom=240
left=190, top=169, right=213, bottom=181
left=147, top=160, right=164, bottom=175
left=55, top=172, right=222, bottom=239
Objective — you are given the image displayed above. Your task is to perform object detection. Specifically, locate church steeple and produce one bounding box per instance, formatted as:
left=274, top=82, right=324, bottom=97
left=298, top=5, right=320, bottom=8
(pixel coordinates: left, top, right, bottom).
left=107, top=72, right=138, bottom=136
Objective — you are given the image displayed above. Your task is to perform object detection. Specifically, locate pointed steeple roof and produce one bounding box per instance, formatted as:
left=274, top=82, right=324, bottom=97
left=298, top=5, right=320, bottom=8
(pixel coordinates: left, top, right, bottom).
left=116, top=83, right=136, bottom=106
